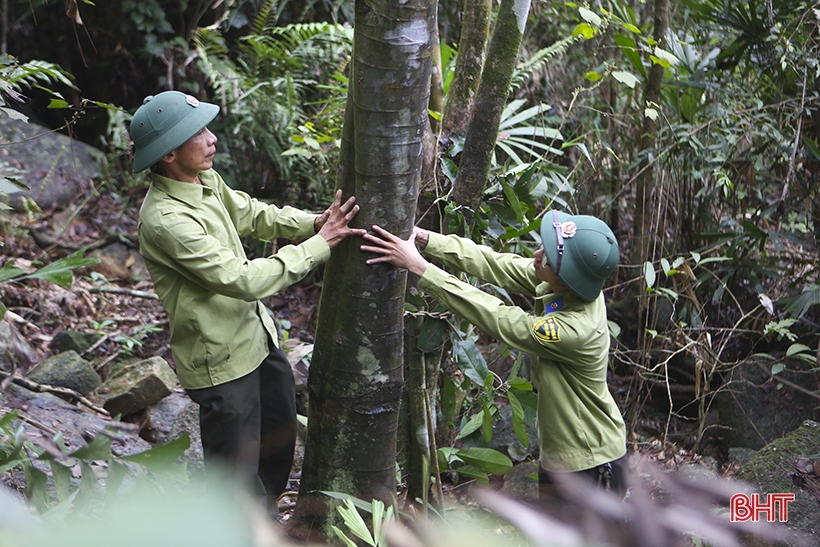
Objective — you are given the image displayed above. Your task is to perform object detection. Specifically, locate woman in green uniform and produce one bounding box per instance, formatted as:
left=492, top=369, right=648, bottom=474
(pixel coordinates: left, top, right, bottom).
left=360, top=212, right=627, bottom=495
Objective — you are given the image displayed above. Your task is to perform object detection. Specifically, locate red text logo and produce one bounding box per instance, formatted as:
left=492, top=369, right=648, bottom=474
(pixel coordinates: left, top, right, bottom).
left=730, top=493, right=794, bottom=522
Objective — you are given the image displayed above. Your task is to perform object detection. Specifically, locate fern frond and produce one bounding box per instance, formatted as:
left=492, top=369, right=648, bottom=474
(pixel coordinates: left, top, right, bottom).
left=511, top=35, right=578, bottom=91
left=252, top=0, right=279, bottom=36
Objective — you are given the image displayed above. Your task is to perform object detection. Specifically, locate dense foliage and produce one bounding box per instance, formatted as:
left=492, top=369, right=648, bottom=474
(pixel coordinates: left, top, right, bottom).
left=1, top=0, right=820, bottom=540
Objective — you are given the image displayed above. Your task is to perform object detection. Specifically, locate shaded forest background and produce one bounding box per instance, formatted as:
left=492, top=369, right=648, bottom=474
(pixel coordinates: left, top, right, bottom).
left=2, top=0, right=820, bottom=544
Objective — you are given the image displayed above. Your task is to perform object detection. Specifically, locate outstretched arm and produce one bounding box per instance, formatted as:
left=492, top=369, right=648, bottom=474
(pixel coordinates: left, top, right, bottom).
left=361, top=225, right=431, bottom=277
left=314, top=189, right=368, bottom=249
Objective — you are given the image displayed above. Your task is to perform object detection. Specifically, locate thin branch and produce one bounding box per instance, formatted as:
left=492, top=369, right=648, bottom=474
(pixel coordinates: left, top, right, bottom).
left=88, top=286, right=158, bottom=300
left=0, top=370, right=110, bottom=416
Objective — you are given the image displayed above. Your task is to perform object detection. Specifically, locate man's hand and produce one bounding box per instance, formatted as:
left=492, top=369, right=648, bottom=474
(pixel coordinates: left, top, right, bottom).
left=316, top=190, right=367, bottom=249
left=361, top=225, right=430, bottom=277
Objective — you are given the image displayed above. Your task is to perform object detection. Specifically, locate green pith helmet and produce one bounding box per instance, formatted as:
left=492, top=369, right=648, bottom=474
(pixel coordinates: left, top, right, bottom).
left=539, top=210, right=619, bottom=301
left=131, top=91, right=219, bottom=173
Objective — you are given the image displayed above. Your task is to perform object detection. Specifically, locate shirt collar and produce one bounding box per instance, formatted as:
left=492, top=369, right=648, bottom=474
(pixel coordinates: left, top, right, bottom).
left=150, top=171, right=212, bottom=208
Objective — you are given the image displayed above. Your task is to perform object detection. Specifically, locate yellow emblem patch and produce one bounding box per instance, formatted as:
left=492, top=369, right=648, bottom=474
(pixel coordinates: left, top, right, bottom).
left=533, top=317, right=561, bottom=343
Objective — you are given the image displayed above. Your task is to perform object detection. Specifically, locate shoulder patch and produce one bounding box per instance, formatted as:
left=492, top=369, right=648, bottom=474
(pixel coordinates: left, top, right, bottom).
left=545, top=296, right=564, bottom=315
left=533, top=316, right=561, bottom=343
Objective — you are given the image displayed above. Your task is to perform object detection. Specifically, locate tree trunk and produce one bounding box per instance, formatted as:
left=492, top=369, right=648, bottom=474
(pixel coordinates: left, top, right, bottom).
left=447, top=0, right=532, bottom=233
left=294, top=0, right=435, bottom=534
left=441, top=0, right=492, bottom=137
left=632, top=0, right=668, bottom=267
left=627, top=0, right=668, bottom=438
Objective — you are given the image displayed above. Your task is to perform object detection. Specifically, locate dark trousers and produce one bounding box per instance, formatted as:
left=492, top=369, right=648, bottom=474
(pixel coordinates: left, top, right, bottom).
left=539, top=453, right=629, bottom=501
left=187, top=345, right=297, bottom=498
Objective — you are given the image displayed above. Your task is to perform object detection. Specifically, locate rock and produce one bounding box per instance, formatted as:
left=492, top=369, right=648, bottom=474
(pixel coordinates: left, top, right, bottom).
left=52, top=330, right=99, bottom=354
left=0, top=319, right=40, bottom=373
left=501, top=461, right=539, bottom=505
left=141, top=390, right=191, bottom=444
left=714, top=358, right=820, bottom=450
left=169, top=400, right=204, bottom=477
left=92, top=356, right=176, bottom=416
left=735, top=420, right=820, bottom=544
left=0, top=382, right=151, bottom=457
left=728, top=447, right=757, bottom=467
left=87, top=242, right=149, bottom=283
left=0, top=114, right=102, bottom=211
left=26, top=350, right=101, bottom=395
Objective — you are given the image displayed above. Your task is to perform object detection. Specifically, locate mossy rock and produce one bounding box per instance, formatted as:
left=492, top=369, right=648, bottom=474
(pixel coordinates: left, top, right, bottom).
left=734, top=420, right=820, bottom=544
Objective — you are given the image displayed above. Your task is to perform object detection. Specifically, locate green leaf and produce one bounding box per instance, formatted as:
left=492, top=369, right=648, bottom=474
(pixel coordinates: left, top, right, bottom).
left=0, top=302, right=6, bottom=321
left=644, top=261, right=656, bottom=289
left=437, top=446, right=463, bottom=469
left=771, top=363, right=785, bottom=375
left=621, top=23, right=641, bottom=34
left=786, top=344, right=811, bottom=357
left=456, top=411, right=484, bottom=440
left=453, top=464, right=489, bottom=485
left=68, top=433, right=112, bottom=460
left=579, top=6, right=602, bottom=27
left=23, top=462, right=49, bottom=512
left=614, top=34, right=644, bottom=76
left=0, top=107, right=28, bottom=121
left=22, top=251, right=100, bottom=288
left=660, top=257, right=671, bottom=276
left=335, top=497, right=375, bottom=546
left=482, top=401, right=493, bottom=443
left=458, top=447, right=513, bottom=475
left=49, top=460, right=72, bottom=502
left=121, top=434, right=190, bottom=473
left=612, top=70, right=640, bottom=88
left=572, top=23, right=598, bottom=40
left=650, top=46, right=679, bottom=68
left=645, top=107, right=659, bottom=121
left=416, top=317, right=448, bottom=353
left=585, top=71, right=602, bottom=82
left=47, top=99, right=70, bottom=109
left=507, top=391, right=529, bottom=446
left=0, top=264, right=25, bottom=283
left=452, top=337, right=489, bottom=385
left=0, top=177, right=29, bottom=194
left=608, top=320, right=621, bottom=338
left=331, top=526, right=359, bottom=547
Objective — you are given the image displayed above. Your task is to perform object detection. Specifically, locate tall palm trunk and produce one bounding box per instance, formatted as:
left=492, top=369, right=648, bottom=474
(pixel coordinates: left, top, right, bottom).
left=294, top=0, right=436, bottom=534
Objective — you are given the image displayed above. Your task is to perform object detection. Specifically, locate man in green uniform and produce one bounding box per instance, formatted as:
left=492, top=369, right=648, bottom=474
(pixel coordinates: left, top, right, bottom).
left=132, top=90, right=366, bottom=517
left=360, top=211, right=627, bottom=495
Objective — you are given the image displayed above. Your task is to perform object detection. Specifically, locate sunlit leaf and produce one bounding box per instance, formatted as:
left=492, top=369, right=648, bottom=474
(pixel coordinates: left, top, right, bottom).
left=612, top=70, right=640, bottom=88
left=579, top=6, right=602, bottom=27
left=644, top=261, right=656, bottom=289
left=585, top=71, right=602, bottom=82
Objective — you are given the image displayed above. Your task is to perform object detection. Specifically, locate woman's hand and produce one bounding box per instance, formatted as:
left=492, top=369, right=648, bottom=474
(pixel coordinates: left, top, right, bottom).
left=361, top=225, right=430, bottom=277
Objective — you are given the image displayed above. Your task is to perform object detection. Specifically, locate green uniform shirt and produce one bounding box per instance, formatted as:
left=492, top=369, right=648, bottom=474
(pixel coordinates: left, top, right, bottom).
left=418, top=232, right=626, bottom=472
left=137, top=169, right=330, bottom=390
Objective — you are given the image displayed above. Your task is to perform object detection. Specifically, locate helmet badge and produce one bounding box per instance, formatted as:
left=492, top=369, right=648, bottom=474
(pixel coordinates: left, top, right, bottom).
left=560, top=221, right=576, bottom=239
left=185, top=95, right=200, bottom=107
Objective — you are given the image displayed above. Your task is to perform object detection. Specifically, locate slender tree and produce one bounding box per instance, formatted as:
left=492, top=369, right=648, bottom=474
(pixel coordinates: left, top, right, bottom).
left=632, top=0, right=668, bottom=268
left=441, top=0, right=492, bottom=137
left=447, top=0, right=532, bottom=233
left=294, top=0, right=436, bottom=533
